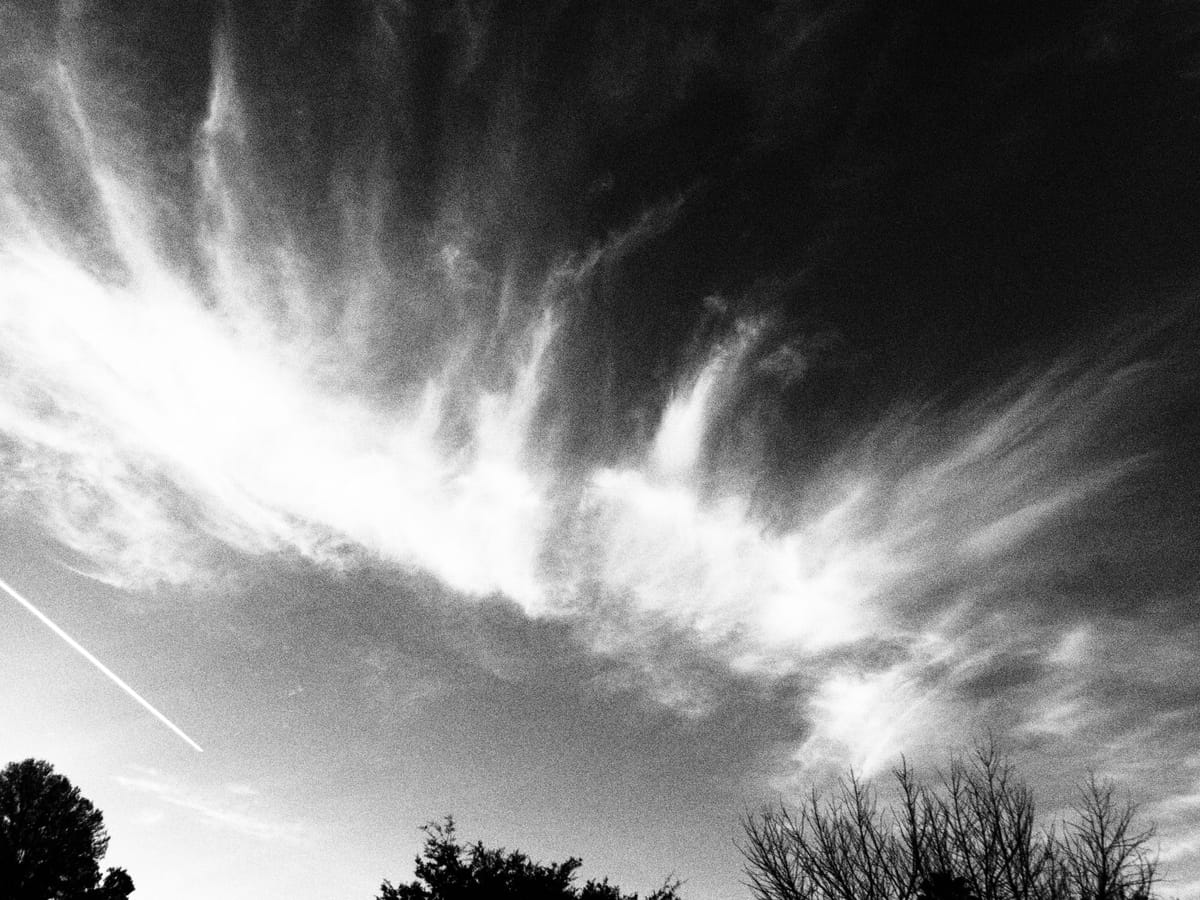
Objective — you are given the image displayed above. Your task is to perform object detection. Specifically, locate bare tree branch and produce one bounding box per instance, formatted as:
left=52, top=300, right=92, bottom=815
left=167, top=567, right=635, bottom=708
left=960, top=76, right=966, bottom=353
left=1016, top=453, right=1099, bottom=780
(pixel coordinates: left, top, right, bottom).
left=739, top=747, right=1160, bottom=900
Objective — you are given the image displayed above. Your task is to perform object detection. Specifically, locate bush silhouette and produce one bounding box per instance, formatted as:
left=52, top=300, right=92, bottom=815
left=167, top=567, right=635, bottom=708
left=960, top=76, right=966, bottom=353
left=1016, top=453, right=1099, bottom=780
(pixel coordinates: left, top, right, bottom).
left=0, top=758, right=134, bottom=900
left=740, top=743, right=1158, bottom=900
left=377, top=816, right=683, bottom=900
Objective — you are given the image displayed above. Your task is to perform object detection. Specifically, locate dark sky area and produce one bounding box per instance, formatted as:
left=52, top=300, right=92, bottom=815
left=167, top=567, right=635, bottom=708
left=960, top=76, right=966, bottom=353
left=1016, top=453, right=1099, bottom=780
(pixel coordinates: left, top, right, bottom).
left=0, top=2, right=1198, bottom=899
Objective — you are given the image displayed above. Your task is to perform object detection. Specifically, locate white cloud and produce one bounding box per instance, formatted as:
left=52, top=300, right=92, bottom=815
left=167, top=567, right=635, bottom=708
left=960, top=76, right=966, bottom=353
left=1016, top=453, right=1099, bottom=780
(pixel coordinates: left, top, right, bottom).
left=115, top=769, right=309, bottom=844
left=0, top=29, right=1178, bottom=777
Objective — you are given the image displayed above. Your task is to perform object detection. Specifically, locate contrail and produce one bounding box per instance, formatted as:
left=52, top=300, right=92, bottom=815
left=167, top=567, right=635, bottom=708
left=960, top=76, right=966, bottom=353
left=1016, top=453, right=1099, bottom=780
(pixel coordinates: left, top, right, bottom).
left=0, top=575, right=204, bottom=753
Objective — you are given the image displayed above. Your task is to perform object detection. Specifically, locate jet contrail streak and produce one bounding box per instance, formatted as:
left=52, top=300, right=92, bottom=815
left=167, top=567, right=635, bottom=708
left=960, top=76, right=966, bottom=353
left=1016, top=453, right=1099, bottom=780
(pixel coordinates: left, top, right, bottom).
left=0, top=575, right=204, bottom=752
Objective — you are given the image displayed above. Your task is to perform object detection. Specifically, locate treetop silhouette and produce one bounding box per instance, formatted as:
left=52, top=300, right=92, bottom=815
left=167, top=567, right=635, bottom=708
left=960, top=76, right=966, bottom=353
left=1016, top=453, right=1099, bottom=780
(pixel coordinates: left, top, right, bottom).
left=740, top=743, right=1158, bottom=900
left=0, top=758, right=134, bottom=900
left=377, top=816, right=683, bottom=900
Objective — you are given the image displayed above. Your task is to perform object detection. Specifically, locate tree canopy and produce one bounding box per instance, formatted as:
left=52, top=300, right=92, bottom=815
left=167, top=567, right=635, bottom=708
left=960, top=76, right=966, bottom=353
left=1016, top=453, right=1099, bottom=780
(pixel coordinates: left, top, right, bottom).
left=0, top=758, right=134, bottom=900
left=740, top=744, right=1157, bottom=900
left=377, top=817, right=683, bottom=900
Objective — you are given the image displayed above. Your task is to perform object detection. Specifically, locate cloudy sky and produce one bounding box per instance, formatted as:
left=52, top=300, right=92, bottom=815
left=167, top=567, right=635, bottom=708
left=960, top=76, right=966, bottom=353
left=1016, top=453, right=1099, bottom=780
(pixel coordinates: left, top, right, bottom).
left=1, top=2, right=1199, bottom=898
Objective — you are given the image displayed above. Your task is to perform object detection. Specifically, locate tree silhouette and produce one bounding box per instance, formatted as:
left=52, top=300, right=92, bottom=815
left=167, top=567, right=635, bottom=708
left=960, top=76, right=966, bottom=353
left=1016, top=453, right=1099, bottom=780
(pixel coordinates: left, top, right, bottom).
left=917, top=871, right=977, bottom=900
left=0, top=758, right=134, bottom=900
left=377, top=816, right=683, bottom=900
left=94, top=867, right=136, bottom=900
left=740, top=743, right=1157, bottom=900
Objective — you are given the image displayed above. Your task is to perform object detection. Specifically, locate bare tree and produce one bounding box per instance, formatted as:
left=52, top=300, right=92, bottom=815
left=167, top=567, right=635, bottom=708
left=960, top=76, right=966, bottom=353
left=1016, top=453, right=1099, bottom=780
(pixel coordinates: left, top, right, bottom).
left=1060, top=776, right=1155, bottom=900
left=739, top=744, right=1158, bottom=900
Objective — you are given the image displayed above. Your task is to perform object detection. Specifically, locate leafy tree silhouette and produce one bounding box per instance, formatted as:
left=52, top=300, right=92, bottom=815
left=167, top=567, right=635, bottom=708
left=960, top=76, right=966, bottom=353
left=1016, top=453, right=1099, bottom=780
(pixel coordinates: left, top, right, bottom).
left=0, top=758, right=134, bottom=900
left=377, top=816, right=683, bottom=900
left=917, top=871, right=977, bottom=900
left=94, top=867, right=135, bottom=900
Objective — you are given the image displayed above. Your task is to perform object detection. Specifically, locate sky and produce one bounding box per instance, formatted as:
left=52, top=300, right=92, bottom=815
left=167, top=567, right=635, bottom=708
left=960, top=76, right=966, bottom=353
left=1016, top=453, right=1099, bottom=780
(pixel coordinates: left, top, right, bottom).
left=0, top=1, right=1199, bottom=899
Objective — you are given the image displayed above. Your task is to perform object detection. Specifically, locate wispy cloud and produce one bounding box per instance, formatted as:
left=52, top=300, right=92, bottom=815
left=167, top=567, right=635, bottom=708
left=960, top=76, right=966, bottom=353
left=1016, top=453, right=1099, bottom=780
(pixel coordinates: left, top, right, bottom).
left=1, top=9, right=1197, bottom=857
left=115, top=768, right=310, bottom=844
